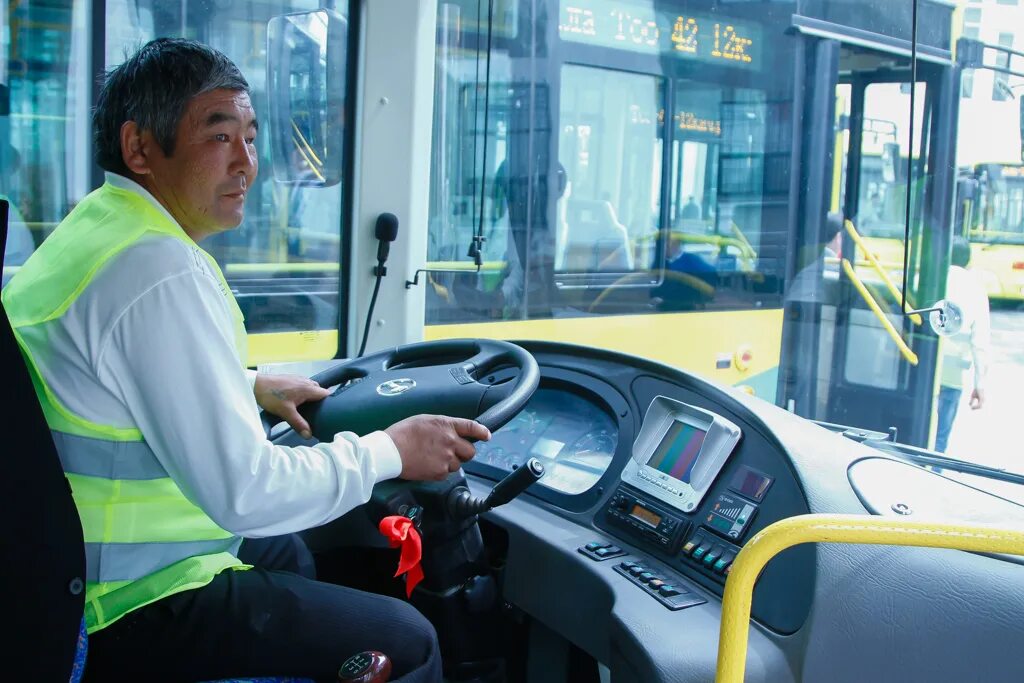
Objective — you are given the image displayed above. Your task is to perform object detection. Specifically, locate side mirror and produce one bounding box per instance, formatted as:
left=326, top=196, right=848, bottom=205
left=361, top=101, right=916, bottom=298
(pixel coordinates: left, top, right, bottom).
left=267, top=9, right=347, bottom=187
left=927, top=299, right=964, bottom=337
left=881, top=141, right=905, bottom=184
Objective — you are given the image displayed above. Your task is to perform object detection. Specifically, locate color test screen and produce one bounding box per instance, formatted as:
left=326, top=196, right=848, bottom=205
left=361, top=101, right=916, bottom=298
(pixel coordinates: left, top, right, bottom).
left=646, top=420, right=707, bottom=484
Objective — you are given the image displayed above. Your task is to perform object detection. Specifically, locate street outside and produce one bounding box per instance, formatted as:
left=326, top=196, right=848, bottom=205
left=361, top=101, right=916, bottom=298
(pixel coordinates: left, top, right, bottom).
left=945, top=307, right=1024, bottom=478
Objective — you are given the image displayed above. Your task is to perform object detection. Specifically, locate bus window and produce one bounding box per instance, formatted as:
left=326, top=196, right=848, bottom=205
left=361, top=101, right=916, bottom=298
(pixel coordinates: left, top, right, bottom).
left=3, top=0, right=350, bottom=364
left=557, top=64, right=661, bottom=277
left=425, top=0, right=794, bottom=395
left=856, top=82, right=929, bottom=242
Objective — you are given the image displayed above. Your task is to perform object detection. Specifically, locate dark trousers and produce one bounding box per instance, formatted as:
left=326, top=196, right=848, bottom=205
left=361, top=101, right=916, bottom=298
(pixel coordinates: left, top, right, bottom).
left=935, top=385, right=962, bottom=454
left=83, top=535, right=441, bottom=683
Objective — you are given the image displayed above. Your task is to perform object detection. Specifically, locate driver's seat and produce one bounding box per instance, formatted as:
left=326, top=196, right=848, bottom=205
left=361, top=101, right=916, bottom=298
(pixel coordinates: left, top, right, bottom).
left=0, top=199, right=317, bottom=682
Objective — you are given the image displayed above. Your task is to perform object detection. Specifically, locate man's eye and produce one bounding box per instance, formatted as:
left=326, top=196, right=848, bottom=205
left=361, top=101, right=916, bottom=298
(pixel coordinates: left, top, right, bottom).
left=215, top=133, right=230, bottom=142
left=245, top=136, right=256, bottom=145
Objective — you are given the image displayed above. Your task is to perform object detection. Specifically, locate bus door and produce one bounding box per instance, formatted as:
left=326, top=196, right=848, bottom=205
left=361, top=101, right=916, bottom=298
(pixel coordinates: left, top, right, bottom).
left=823, top=47, right=957, bottom=446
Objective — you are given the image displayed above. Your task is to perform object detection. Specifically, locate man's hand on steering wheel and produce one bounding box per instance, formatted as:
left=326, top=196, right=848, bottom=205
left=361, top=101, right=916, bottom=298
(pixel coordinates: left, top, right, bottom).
left=385, top=415, right=491, bottom=481
left=254, top=373, right=331, bottom=439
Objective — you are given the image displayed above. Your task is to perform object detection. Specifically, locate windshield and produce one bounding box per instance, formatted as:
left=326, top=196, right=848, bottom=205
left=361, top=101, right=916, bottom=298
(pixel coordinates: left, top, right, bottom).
left=422, top=0, right=1024, bottom=480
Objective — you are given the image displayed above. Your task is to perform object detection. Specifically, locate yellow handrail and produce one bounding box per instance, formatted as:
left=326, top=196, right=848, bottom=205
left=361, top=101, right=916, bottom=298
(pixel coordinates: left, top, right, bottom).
left=845, top=220, right=922, bottom=325
left=587, top=270, right=715, bottom=312
left=840, top=258, right=918, bottom=365
left=636, top=230, right=756, bottom=261
left=290, top=119, right=324, bottom=168
left=424, top=260, right=506, bottom=272
left=716, top=514, right=1024, bottom=683
left=729, top=223, right=756, bottom=260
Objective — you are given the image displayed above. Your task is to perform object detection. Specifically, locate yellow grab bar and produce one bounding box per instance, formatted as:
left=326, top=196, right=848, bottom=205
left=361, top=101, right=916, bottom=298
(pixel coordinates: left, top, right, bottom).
left=424, top=260, right=506, bottom=272
left=729, top=222, right=757, bottom=260
left=290, top=119, right=325, bottom=168
left=716, top=514, right=1024, bottom=683
left=840, top=258, right=918, bottom=365
left=844, top=220, right=922, bottom=325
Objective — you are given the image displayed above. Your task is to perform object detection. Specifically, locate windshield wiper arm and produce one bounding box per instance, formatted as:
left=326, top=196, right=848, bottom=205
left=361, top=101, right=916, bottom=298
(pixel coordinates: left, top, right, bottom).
left=813, top=420, right=1024, bottom=486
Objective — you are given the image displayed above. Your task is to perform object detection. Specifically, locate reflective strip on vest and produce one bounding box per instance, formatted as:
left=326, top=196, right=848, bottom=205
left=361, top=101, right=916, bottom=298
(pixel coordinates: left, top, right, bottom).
left=66, top=473, right=238, bottom=544
left=53, top=431, right=165, bottom=480
left=85, top=537, right=242, bottom=583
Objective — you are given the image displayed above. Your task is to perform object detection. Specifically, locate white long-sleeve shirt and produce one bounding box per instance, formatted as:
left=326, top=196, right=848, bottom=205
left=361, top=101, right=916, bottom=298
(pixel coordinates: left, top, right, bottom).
left=940, top=265, right=991, bottom=391
left=24, top=173, right=402, bottom=537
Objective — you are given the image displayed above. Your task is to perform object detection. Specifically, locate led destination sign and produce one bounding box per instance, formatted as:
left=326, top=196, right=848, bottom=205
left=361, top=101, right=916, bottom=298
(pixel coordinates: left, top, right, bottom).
left=559, top=0, right=761, bottom=68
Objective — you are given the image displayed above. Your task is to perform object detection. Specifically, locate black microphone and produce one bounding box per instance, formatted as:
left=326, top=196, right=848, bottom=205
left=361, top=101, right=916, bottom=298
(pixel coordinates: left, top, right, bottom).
left=374, top=212, right=399, bottom=266
left=361, top=212, right=399, bottom=356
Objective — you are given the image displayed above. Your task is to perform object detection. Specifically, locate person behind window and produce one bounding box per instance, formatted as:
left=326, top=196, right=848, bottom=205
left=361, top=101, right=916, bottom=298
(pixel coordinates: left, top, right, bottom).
left=780, top=212, right=843, bottom=418
left=934, top=236, right=990, bottom=453
left=785, top=211, right=842, bottom=305
left=680, top=195, right=701, bottom=220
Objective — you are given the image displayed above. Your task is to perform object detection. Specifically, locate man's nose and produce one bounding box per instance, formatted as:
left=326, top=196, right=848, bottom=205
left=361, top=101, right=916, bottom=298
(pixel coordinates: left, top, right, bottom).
left=231, top=138, right=258, bottom=177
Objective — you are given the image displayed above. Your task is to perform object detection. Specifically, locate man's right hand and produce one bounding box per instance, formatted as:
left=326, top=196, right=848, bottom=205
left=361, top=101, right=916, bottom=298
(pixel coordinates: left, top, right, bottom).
left=385, top=415, right=491, bottom=481
left=970, top=388, right=985, bottom=410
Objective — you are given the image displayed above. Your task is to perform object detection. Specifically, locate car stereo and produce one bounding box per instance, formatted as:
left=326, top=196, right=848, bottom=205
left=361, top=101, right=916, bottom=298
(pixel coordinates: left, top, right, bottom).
left=620, top=396, right=742, bottom=514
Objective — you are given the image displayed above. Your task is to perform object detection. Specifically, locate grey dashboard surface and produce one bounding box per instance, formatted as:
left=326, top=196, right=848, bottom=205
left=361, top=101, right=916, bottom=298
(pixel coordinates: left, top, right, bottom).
left=466, top=342, right=1024, bottom=683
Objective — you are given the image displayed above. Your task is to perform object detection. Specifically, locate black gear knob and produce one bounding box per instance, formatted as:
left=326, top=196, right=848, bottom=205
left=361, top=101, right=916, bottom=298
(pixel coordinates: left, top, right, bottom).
left=338, top=650, right=391, bottom=683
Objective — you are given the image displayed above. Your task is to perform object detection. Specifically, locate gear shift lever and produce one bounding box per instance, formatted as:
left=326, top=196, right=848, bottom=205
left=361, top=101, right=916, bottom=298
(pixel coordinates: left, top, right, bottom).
left=447, top=458, right=545, bottom=518
left=338, top=651, right=391, bottom=683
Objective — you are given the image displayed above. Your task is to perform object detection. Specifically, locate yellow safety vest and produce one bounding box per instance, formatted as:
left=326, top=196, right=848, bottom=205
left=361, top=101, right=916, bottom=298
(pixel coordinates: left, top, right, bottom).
left=3, top=182, right=248, bottom=634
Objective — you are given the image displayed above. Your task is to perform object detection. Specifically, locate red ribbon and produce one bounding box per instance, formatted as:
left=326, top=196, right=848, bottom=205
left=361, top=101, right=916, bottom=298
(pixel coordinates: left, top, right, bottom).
left=378, top=515, right=424, bottom=598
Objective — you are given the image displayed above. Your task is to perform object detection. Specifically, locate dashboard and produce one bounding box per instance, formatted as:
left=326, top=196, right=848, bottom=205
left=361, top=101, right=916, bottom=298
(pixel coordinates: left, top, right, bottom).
left=446, top=341, right=1024, bottom=683
left=292, top=339, right=1024, bottom=683
left=464, top=342, right=815, bottom=634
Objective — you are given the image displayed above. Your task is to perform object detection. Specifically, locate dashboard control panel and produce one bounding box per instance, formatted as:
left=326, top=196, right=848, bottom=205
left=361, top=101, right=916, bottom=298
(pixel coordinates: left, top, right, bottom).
left=621, top=396, right=741, bottom=513
left=680, top=527, right=741, bottom=581
left=593, top=395, right=785, bottom=596
left=605, top=489, right=689, bottom=551
left=613, top=560, right=706, bottom=611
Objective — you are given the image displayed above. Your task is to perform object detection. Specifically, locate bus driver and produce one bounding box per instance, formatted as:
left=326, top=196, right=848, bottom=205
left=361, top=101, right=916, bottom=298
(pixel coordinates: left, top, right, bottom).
left=2, top=38, right=490, bottom=682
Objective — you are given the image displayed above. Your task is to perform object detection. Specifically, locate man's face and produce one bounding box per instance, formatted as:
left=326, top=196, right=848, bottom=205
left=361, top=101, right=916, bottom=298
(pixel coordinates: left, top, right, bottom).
left=143, top=89, right=258, bottom=240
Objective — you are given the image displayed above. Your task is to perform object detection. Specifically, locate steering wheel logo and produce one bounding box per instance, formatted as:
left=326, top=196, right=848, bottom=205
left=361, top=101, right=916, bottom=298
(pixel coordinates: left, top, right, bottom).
left=376, top=378, right=416, bottom=396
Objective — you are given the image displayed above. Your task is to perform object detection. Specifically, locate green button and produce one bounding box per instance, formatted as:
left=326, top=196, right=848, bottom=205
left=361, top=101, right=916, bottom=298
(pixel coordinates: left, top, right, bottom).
left=692, top=546, right=708, bottom=560
left=714, top=558, right=729, bottom=572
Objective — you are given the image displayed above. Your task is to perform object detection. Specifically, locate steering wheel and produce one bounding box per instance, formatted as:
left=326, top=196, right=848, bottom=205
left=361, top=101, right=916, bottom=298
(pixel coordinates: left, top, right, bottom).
left=262, top=339, right=539, bottom=442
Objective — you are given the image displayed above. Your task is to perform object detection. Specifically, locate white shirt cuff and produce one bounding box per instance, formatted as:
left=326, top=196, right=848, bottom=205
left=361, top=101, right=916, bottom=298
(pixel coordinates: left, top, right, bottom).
left=361, top=430, right=403, bottom=481
left=245, top=368, right=258, bottom=392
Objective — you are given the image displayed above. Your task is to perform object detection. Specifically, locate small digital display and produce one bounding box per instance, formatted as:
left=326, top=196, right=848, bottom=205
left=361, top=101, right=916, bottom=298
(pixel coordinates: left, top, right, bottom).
left=558, top=0, right=761, bottom=68
left=646, top=420, right=708, bottom=484
left=729, top=466, right=773, bottom=502
left=706, top=493, right=757, bottom=540
left=630, top=504, right=662, bottom=528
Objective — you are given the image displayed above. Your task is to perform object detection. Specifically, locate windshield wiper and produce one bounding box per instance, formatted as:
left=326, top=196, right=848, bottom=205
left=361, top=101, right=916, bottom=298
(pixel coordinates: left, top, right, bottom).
left=813, top=420, right=1024, bottom=487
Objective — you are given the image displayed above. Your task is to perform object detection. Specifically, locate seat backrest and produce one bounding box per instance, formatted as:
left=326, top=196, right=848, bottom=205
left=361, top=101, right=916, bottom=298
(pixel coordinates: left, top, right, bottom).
left=0, top=198, right=86, bottom=681
left=562, top=199, right=635, bottom=271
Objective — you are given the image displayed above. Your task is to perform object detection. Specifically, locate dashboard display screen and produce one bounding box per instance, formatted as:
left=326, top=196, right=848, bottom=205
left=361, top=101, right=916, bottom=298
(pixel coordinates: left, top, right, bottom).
left=730, top=467, right=773, bottom=502
left=630, top=504, right=661, bottom=528
left=646, top=420, right=707, bottom=484
left=473, top=388, right=618, bottom=495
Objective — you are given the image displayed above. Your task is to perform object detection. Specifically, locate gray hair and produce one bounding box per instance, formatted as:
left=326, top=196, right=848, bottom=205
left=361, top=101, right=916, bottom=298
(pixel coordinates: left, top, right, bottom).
left=94, top=38, right=250, bottom=176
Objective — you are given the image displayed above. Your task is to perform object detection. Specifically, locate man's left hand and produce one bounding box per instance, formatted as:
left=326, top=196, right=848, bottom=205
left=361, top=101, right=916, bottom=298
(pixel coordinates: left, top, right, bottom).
left=254, top=374, right=331, bottom=439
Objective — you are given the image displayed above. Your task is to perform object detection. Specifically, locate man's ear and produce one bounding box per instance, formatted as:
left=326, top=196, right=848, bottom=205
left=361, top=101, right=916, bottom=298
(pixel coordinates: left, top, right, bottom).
left=120, top=121, right=155, bottom=176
